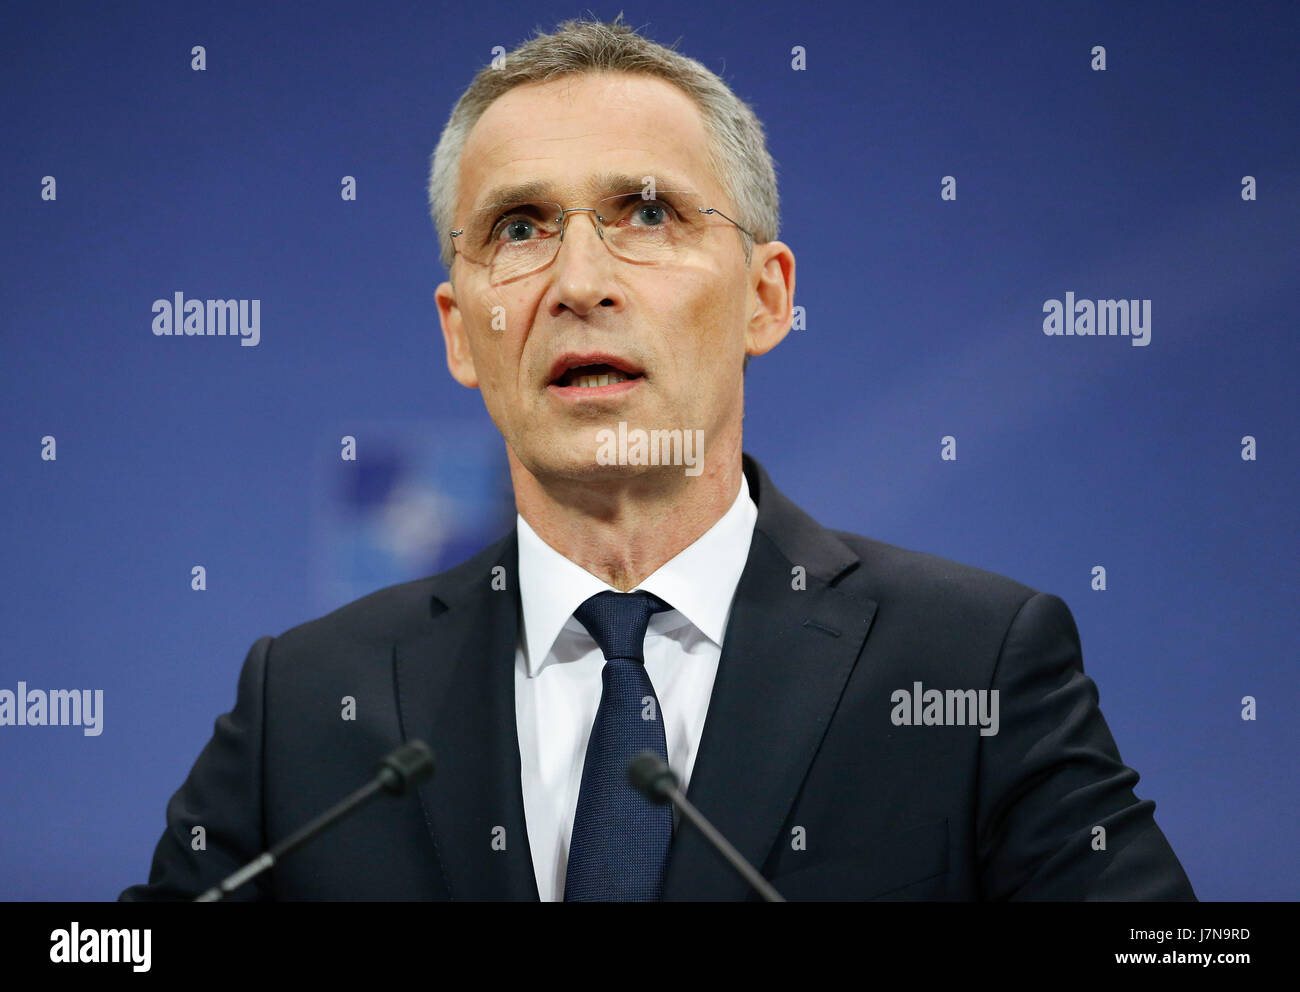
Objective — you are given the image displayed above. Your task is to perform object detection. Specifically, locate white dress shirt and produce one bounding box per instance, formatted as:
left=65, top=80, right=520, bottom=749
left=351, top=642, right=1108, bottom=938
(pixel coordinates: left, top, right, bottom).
left=514, top=472, right=758, bottom=901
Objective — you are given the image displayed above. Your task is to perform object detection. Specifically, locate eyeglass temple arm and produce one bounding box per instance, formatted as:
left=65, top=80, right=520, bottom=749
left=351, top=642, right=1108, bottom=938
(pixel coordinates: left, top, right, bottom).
left=697, top=206, right=755, bottom=240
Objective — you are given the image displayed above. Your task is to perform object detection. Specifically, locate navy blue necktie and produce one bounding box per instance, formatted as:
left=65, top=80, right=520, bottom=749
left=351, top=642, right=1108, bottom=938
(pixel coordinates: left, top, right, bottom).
left=564, top=590, right=673, bottom=901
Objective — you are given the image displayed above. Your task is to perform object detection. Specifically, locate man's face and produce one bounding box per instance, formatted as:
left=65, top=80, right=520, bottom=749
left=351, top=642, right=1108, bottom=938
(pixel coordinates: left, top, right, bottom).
left=435, top=71, right=765, bottom=486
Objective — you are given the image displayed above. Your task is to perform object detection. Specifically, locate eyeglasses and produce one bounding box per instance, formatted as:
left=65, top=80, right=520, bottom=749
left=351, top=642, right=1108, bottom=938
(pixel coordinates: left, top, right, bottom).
left=449, top=190, right=754, bottom=285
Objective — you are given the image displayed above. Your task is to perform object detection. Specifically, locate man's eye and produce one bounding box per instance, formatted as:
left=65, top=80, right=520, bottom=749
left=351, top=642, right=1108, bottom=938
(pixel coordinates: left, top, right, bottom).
left=625, top=199, right=675, bottom=226
left=495, top=217, right=537, bottom=242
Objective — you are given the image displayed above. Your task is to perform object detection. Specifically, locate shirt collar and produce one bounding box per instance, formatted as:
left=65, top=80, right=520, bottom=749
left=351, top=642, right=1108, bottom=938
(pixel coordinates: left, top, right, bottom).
left=516, top=471, right=757, bottom=677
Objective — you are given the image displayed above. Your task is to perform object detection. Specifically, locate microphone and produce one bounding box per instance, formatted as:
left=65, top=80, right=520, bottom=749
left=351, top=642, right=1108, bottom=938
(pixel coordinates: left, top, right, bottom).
left=195, top=739, right=435, bottom=902
left=628, top=751, right=785, bottom=902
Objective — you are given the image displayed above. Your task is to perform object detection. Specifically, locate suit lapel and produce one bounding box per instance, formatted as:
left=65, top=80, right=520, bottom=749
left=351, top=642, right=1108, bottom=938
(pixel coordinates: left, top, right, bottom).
left=662, top=455, right=878, bottom=899
left=394, top=531, right=540, bottom=900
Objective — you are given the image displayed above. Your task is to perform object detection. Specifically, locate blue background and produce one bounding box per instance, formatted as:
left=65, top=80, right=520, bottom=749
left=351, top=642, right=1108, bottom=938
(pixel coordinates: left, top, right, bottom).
left=1, top=0, right=1296, bottom=900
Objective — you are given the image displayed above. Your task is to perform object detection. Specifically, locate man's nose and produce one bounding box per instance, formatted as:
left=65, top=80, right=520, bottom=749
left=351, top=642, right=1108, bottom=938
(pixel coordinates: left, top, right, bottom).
left=557, top=209, right=607, bottom=260
left=550, top=210, right=617, bottom=311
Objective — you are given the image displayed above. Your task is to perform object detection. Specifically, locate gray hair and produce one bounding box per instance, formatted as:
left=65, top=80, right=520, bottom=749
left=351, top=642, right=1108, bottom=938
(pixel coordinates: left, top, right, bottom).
left=426, top=14, right=780, bottom=277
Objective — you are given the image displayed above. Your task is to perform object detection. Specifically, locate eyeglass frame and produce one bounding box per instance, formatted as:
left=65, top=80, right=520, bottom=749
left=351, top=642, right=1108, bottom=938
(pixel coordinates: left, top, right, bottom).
left=448, top=192, right=757, bottom=274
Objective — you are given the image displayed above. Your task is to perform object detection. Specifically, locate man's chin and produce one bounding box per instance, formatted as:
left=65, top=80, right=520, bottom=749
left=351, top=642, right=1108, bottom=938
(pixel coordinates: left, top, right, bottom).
left=525, top=445, right=686, bottom=486
left=542, top=451, right=649, bottom=481
left=512, top=414, right=710, bottom=485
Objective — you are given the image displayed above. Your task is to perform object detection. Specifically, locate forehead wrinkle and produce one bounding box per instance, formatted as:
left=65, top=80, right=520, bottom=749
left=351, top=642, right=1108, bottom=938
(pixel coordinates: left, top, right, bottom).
left=469, top=168, right=700, bottom=217
left=459, top=76, right=722, bottom=222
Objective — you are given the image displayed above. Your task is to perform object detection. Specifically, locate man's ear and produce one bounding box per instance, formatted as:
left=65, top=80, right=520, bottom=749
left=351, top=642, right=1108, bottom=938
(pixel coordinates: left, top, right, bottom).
left=435, top=278, right=479, bottom=388
left=745, top=241, right=796, bottom=358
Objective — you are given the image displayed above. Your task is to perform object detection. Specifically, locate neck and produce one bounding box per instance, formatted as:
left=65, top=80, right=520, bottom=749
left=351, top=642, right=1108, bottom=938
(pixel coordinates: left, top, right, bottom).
left=510, top=437, right=744, bottom=591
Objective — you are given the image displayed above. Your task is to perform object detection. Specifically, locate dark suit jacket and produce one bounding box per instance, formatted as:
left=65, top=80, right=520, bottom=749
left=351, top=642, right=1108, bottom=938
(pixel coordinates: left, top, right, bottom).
left=119, top=453, right=1196, bottom=901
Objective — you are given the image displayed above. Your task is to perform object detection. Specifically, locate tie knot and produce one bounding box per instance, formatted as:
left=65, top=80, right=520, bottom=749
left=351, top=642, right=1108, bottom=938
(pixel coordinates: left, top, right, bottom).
left=572, top=590, right=671, bottom=663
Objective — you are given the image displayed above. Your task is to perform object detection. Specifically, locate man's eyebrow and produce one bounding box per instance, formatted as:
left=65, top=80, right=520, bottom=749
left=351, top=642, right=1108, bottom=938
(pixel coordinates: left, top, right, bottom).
left=469, top=171, right=695, bottom=215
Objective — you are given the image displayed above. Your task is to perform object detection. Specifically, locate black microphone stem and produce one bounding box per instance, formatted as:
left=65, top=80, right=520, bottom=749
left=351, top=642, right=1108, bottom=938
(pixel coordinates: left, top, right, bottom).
left=664, top=783, right=786, bottom=903
left=194, top=741, right=433, bottom=902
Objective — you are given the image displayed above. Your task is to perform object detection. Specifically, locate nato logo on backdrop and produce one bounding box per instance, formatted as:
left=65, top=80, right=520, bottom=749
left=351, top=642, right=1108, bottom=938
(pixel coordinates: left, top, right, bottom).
left=310, top=421, right=516, bottom=614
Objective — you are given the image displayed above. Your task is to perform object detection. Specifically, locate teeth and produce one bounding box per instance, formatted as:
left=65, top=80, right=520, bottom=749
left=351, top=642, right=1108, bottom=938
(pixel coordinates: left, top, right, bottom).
left=573, top=373, right=627, bottom=388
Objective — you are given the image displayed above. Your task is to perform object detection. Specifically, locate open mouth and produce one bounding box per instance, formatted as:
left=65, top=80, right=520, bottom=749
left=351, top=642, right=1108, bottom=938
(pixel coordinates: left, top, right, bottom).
left=551, top=363, right=645, bottom=389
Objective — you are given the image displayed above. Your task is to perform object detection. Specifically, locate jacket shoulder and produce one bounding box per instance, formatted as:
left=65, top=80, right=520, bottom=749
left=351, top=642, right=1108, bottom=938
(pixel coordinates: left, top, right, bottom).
left=269, top=533, right=512, bottom=658
left=828, top=529, right=1043, bottom=618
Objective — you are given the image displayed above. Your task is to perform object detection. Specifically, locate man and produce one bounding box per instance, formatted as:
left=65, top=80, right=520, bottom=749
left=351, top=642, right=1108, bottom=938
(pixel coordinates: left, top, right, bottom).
left=120, top=17, right=1195, bottom=901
